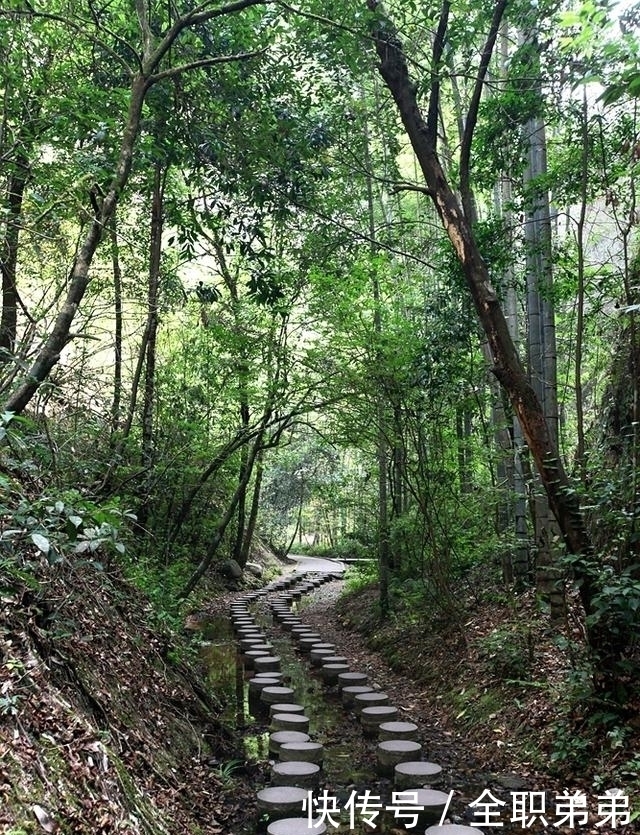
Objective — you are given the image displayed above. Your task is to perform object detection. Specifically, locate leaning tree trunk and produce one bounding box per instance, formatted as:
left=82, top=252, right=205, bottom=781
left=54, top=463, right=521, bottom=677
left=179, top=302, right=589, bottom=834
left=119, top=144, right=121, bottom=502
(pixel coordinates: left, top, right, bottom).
left=179, top=429, right=266, bottom=600
left=2, top=74, right=147, bottom=415
left=1, top=1, right=266, bottom=416
left=364, top=0, right=598, bottom=624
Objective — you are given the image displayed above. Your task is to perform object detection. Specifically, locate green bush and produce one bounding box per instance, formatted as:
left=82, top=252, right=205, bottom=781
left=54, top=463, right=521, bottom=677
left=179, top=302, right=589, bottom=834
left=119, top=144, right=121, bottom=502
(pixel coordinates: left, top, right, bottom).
left=476, top=625, right=532, bottom=681
left=343, top=559, right=378, bottom=594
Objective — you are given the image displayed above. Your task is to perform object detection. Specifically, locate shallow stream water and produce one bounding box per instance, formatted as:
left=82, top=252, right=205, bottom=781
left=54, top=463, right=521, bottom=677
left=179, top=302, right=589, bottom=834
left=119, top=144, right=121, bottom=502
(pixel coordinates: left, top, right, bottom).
left=199, top=588, right=559, bottom=834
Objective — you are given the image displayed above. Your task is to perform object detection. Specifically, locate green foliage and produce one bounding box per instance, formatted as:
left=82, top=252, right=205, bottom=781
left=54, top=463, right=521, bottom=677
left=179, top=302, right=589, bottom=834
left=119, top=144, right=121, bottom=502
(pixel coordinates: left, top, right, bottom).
left=0, top=475, right=133, bottom=569
left=214, top=760, right=243, bottom=786
left=343, top=560, right=378, bottom=595
left=447, top=684, right=502, bottom=729
left=546, top=657, right=637, bottom=777
left=472, top=91, right=542, bottom=188
left=476, top=625, right=533, bottom=682
left=122, top=554, right=193, bottom=628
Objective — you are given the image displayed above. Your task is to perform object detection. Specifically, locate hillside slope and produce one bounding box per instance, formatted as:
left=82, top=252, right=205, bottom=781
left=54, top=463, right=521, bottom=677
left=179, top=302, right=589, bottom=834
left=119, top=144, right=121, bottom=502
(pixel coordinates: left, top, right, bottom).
left=0, top=559, right=250, bottom=834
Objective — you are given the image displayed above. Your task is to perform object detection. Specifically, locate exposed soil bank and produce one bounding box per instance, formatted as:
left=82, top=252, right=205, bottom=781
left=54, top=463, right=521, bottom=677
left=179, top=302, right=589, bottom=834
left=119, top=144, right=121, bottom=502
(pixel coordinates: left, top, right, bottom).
left=0, top=561, right=253, bottom=834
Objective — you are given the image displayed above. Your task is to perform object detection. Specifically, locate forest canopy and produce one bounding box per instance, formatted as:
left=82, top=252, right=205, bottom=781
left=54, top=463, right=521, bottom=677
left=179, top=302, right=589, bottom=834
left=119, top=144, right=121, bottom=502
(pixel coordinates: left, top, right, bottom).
left=0, top=0, right=639, bottom=725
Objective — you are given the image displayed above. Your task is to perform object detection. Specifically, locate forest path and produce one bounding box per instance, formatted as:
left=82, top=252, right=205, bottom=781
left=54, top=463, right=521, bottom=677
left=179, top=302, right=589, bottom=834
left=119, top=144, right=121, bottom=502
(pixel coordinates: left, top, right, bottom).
left=286, top=579, right=583, bottom=834
left=295, top=581, right=491, bottom=817
left=287, top=553, right=346, bottom=574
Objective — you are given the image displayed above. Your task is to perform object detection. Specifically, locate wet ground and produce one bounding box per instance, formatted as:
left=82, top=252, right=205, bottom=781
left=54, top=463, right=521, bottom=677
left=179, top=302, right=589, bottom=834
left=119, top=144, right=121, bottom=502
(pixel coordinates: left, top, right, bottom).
left=198, top=578, right=589, bottom=834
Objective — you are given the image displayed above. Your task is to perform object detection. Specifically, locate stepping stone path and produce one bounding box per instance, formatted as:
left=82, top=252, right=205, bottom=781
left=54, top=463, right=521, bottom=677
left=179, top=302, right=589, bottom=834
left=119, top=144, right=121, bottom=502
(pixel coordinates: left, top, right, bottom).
left=227, top=569, right=486, bottom=832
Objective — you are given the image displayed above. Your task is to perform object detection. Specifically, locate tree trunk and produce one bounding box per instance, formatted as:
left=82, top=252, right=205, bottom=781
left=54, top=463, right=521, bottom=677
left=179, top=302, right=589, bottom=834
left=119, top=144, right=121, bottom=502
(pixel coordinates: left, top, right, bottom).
left=109, top=215, right=123, bottom=435
left=574, top=90, right=589, bottom=485
left=2, top=73, right=148, bottom=415
left=179, top=430, right=265, bottom=600
left=365, top=1, right=596, bottom=616
left=141, top=161, right=165, bottom=469
left=363, top=106, right=391, bottom=617
left=0, top=154, right=29, bottom=362
left=520, top=29, right=564, bottom=619
left=240, top=451, right=264, bottom=567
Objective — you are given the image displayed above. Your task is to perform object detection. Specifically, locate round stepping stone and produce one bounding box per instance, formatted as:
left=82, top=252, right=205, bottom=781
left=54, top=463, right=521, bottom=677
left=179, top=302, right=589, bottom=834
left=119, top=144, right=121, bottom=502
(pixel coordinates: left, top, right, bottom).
left=309, top=644, right=336, bottom=665
left=269, top=703, right=305, bottom=718
left=281, top=619, right=301, bottom=631
left=254, top=655, right=282, bottom=673
left=238, top=634, right=265, bottom=647
left=255, top=671, right=283, bottom=680
left=279, top=742, right=324, bottom=765
left=271, top=713, right=311, bottom=733
left=237, top=626, right=263, bottom=637
left=354, top=691, right=390, bottom=714
left=377, top=740, right=423, bottom=776
left=271, top=761, right=320, bottom=789
left=244, top=649, right=270, bottom=669
left=299, top=636, right=324, bottom=652
left=342, top=685, right=374, bottom=707
left=267, top=817, right=327, bottom=835
left=269, top=731, right=311, bottom=756
left=239, top=636, right=268, bottom=650
left=337, top=671, right=368, bottom=689
left=379, top=721, right=419, bottom=742
left=257, top=786, right=308, bottom=817
left=393, top=789, right=451, bottom=826
left=394, top=761, right=443, bottom=790
left=291, top=625, right=313, bottom=637
left=321, top=663, right=350, bottom=685
left=248, top=676, right=280, bottom=696
left=425, top=827, right=484, bottom=835
left=232, top=619, right=255, bottom=630
left=293, top=632, right=321, bottom=645
left=319, top=655, right=348, bottom=665
left=360, top=705, right=399, bottom=736
left=241, top=640, right=273, bottom=654
left=261, top=686, right=295, bottom=705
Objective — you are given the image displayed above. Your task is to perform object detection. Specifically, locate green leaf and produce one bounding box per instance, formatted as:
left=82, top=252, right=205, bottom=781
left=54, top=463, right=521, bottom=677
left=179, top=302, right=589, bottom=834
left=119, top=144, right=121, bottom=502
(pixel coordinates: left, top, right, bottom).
left=599, top=84, right=626, bottom=106
left=68, top=515, right=83, bottom=528
left=627, top=73, right=640, bottom=97
left=31, top=533, right=50, bottom=554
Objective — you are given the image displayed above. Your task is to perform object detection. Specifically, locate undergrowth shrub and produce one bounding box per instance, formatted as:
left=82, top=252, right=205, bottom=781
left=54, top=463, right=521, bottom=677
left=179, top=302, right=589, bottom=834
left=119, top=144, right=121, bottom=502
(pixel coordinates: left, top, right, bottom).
left=476, top=625, right=533, bottom=681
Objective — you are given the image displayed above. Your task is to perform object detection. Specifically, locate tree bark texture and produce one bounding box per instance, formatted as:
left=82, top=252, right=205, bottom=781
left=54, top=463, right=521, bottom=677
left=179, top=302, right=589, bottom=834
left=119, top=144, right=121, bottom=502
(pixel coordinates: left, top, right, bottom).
left=365, top=2, right=596, bottom=607
left=0, top=154, right=29, bottom=362
left=141, top=161, right=165, bottom=470
left=240, top=452, right=264, bottom=567
left=109, top=216, right=123, bottom=434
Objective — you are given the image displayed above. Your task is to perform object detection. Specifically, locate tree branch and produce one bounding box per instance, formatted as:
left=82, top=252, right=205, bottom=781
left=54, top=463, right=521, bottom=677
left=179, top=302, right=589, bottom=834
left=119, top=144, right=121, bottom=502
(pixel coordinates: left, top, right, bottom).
left=459, top=0, right=509, bottom=217
left=135, top=0, right=154, bottom=60
left=148, top=49, right=267, bottom=84
left=3, top=6, right=138, bottom=75
left=426, top=0, right=451, bottom=147
left=146, top=0, right=268, bottom=73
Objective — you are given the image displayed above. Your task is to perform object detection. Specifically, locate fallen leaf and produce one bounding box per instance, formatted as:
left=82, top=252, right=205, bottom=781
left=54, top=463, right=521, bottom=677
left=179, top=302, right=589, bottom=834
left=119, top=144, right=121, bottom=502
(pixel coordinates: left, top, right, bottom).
left=32, top=804, right=57, bottom=833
